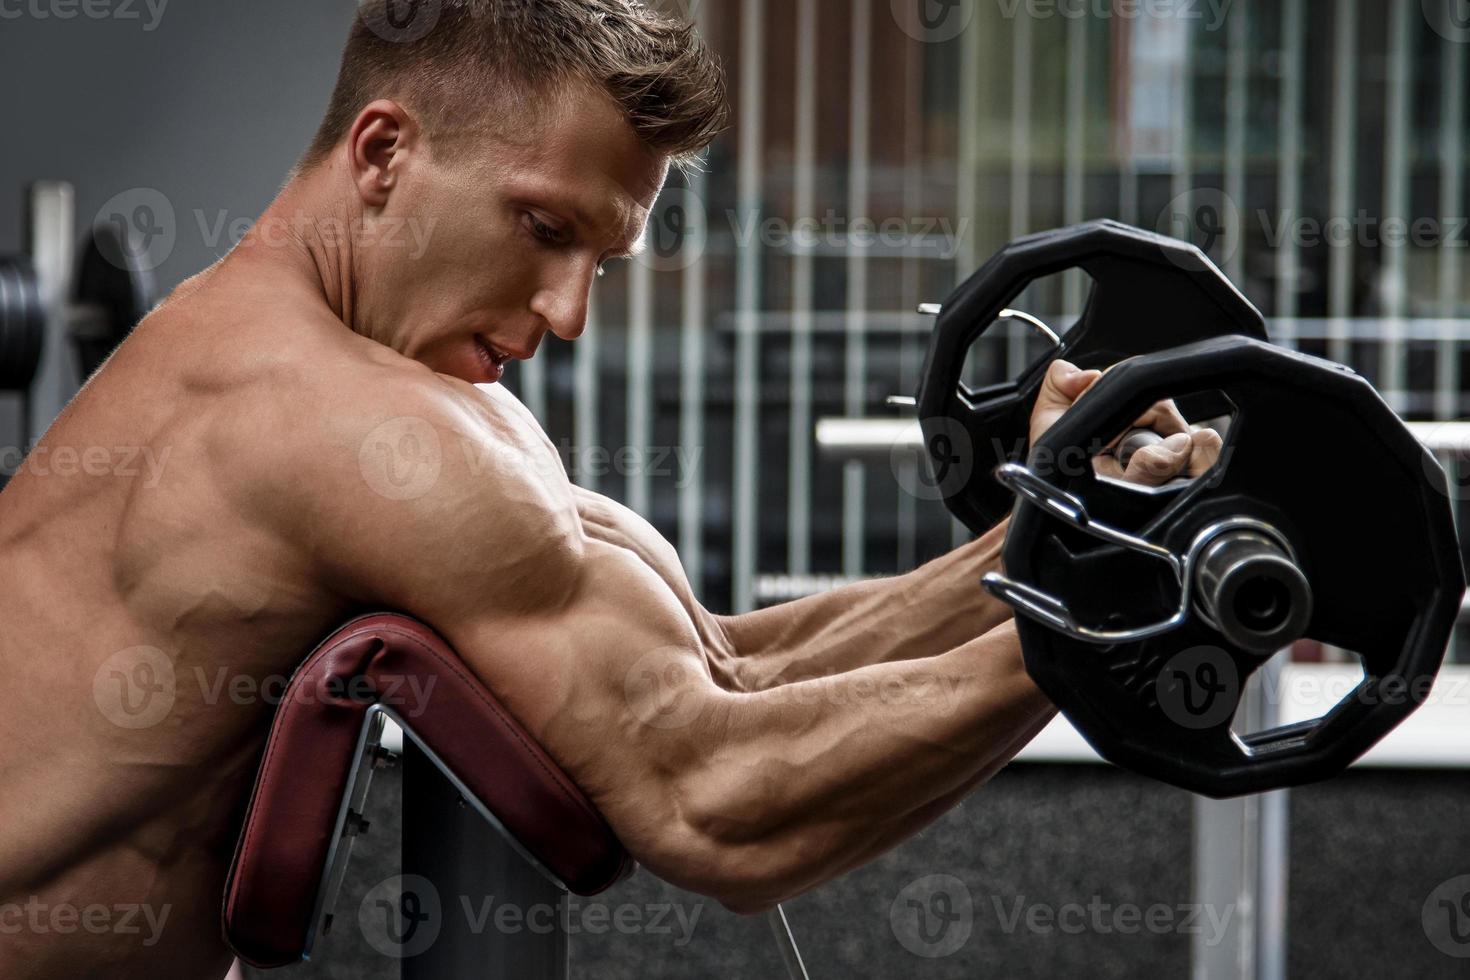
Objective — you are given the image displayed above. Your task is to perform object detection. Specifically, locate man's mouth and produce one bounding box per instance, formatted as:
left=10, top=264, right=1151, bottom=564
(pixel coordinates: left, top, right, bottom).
left=475, top=336, right=514, bottom=368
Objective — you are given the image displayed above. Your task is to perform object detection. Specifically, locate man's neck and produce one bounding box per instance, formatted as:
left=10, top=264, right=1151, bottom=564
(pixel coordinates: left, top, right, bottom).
left=228, top=162, right=363, bottom=333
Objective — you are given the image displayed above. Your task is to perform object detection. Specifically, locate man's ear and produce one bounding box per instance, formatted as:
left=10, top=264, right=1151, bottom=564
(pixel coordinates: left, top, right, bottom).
left=346, top=100, right=421, bottom=209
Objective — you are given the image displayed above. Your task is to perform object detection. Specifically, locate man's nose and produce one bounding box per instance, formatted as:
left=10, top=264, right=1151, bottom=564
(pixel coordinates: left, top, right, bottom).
left=530, top=273, right=593, bottom=342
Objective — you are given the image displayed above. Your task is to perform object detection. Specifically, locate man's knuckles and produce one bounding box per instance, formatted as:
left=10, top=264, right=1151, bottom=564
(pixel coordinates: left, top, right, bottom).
left=1187, top=429, right=1225, bottom=476
left=1126, top=433, right=1193, bottom=482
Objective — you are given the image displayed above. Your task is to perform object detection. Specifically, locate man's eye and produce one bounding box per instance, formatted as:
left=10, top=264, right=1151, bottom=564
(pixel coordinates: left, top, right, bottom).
left=527, top=214, right=566, bottom=245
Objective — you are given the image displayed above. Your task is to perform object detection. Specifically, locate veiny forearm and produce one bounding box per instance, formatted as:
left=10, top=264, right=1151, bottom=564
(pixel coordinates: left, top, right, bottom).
left=781, top=697, right=1059, bottom=899
left=677, top=619, right=1054, bottom=909
left=713, top=520, right=1012, bottom=692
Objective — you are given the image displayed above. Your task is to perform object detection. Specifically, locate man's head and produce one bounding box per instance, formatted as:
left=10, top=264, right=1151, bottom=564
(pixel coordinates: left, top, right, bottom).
left=297, top=0, right=726, bottom=383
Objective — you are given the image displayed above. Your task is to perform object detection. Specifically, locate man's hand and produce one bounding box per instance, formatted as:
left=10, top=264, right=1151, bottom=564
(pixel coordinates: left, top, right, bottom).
left=1029, top=358, right=1103, bottom=447
left=1029, top=359, right=1223, bottom=487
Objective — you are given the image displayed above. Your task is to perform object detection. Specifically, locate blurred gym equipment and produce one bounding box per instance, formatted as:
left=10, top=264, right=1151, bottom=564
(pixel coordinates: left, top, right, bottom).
left=0, top=182, right=155, bottom=470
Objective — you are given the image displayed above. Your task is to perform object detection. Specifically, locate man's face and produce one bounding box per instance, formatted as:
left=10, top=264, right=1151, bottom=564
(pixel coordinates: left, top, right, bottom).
left=364, top=85, right=667, bottom=384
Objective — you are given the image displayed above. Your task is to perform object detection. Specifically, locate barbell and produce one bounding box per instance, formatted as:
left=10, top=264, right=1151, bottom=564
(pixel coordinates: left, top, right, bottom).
left=914, top=221, right=1466, bottom=797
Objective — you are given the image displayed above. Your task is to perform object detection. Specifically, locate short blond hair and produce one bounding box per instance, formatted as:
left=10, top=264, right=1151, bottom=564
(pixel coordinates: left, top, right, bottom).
left=304, top=0, right=727, bottom=169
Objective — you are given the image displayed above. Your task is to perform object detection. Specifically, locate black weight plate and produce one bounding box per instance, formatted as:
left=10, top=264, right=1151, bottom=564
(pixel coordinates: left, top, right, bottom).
left=1006, top=336, right=1465, bottom=797
left=0, top=255, right=46, bottom=392
left=75, top=221, right=155, bottom=376
left=915, top=220, right=1266, bottom=535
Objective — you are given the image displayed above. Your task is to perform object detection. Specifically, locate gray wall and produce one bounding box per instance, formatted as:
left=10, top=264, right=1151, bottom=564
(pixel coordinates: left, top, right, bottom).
left=0, top=0, right=353, bottom=445
left=0, top=0, right=349, bottom=278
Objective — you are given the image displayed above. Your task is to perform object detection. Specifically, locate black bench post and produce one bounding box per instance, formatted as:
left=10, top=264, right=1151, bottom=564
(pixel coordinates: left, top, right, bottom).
left=401, top=740, right=570, bottom=979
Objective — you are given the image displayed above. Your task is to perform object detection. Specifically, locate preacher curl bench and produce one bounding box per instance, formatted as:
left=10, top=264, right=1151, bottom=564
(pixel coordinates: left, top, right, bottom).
left=223, top=614, right=810, bottom=977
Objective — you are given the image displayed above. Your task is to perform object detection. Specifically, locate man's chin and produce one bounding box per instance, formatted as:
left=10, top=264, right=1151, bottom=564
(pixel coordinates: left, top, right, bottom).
left=458, top=368, right=505, bottom=387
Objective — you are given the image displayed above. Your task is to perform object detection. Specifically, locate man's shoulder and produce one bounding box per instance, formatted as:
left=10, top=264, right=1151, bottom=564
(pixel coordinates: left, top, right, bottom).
left=224, top=353, right=585, bottom=610
left=211, top=336, right=449, bottom=466
left=215, top=338, right=576, bottom=545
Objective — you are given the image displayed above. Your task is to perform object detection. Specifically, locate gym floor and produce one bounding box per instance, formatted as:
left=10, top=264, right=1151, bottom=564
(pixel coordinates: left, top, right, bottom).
left=239, top=760, right=1470, bottom=979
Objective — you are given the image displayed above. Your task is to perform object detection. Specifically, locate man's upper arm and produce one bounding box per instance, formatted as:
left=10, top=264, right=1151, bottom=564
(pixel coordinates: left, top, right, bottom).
left=236, top=371, right=727, bottom=852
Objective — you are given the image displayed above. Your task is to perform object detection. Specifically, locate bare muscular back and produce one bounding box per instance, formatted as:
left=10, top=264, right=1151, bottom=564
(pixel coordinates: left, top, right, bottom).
left=0, top=272, right=351, bottom=976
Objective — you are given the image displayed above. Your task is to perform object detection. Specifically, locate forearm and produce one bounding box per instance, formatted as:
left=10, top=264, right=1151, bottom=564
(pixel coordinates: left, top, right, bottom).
left=670, top=619, right=1054, bottom=911
left=714, top=520, right=1013, bottom=692
left=782, top=696, right=1058, bottom=899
